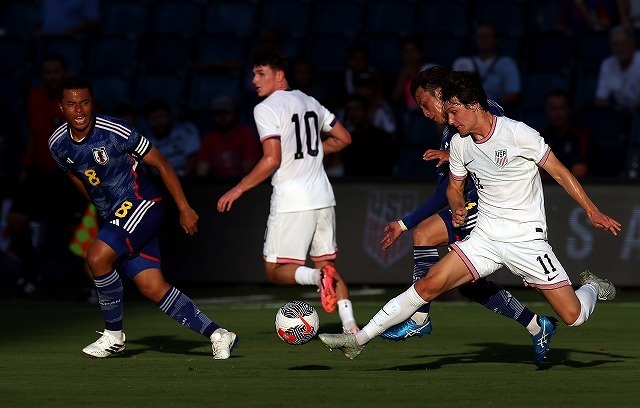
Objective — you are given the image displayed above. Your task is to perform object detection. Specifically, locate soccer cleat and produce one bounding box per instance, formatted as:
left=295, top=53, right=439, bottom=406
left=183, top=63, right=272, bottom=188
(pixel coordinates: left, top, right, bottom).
left=319, top=332, right=365, bottom=359
left=211, top=328, right=238, bottom=360
left=82, top=331, right=126, bottom=358
left=579, top=270, right=616, bottom=300
left=379, top=316, right=432, bottom=341
left=532, top=316, right=558, bottom=367
left=319, top=265, right=338, bottom=313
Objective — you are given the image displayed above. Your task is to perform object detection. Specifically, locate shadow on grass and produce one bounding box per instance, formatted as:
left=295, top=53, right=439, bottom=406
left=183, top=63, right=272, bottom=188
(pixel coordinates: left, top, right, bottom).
left=126, top=335, right=243, bottom=358
left=288, top=365, right=332, bottom=370
left=379, top=342, right=632, bottom=371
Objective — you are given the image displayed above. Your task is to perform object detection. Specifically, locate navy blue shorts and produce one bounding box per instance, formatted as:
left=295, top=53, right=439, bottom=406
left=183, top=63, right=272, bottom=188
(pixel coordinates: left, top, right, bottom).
left=437, top=201, right=479, bottom=244
left=97, top=199, right=163, bottom=279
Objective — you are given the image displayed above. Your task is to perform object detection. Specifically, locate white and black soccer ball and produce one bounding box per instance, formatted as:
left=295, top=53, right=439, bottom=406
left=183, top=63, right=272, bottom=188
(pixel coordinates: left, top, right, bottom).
left=275, top=300, right=320, bottom=345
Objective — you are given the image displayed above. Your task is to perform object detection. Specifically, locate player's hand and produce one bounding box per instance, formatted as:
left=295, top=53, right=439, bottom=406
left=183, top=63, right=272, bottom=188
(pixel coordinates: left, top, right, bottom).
left=588, top=210, right=622, bottom=236
left=217, top=187, right=243, bottom=212
left=423, top=149, right=449, bottom=167
left=179, top=207, right=199, bottom=235
left=451, top=207, right=467, bottom=228
left=381, top=221, right=404, bottom=251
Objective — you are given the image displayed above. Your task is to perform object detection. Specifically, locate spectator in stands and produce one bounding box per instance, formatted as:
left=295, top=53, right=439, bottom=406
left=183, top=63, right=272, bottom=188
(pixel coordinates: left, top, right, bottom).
left=540, top=90, right=590, bottom=179
left=595, top=25, right=640, bottom=112
left=559, top=0, right=617, bottom=31
left=392, top=36, right=425, bottom=111
left=618, top=0, right=640, bottom=28
left=291, top=58, right=330, bottom=106
left=5, top=54, right=85, bottom=295
left=112, top=103, right=138, bottom=127
left=38, top=0, right=100, bottom=36
left=344, top=43, right=384, bottom=100
left=453, top=24, right=521, bottom=113
left=341, top=71, right=397, bottom=137
left=196, top=96, right=261, bottom=179
left=143, top=99, right=200, bottom=177
left=341, top=95, right=396, bottom=177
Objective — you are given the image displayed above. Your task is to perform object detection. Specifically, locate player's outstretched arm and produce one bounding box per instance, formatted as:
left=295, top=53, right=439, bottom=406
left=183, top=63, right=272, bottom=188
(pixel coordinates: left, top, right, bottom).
left=322, top=121, right=352, bottom=154
left=143, top=146, right=199, bottom=235
left=542, top=150, right=622, bottom=236
left=423, top=149, right=450, bottom=167
left=217, top=138, right=281, bottom=212
left=380, top=221, right=404, bottom=251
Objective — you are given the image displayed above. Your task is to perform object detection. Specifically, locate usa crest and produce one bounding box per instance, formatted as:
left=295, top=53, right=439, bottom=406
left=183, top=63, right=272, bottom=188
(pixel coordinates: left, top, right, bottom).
left=92, top=147, right=109, bottom=165
left=363, top=190, right=418, bottom=267
left=495, top=149, right=508, bottom=168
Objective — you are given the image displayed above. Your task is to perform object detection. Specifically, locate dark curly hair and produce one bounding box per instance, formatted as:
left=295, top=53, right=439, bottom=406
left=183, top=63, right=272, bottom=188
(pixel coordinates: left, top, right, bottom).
left=441, top=71, right=489, bottom=112
left=410, top=65, right=450, bottom=101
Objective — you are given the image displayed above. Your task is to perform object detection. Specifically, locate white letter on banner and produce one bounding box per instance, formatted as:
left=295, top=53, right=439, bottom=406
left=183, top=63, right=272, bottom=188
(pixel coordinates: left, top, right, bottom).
left=567, top=207, right=592, bottom=259
left=620, top=206, right=640, bottom=260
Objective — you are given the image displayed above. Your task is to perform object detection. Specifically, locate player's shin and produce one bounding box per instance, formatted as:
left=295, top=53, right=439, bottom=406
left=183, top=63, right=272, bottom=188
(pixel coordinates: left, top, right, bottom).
left=356, top=285, right=427, bottom=345
left=157, top=287, right=220, bottom=338
left=94, top=269, right=124, bottom=333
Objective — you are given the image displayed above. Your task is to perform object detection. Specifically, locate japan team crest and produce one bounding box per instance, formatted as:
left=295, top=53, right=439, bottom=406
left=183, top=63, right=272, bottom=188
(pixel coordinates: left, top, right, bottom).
left=92, top=147, right=109, bottom=165
left=363, top=190, right=418, bottom=267
left=494, top=149, right=508, bottom=168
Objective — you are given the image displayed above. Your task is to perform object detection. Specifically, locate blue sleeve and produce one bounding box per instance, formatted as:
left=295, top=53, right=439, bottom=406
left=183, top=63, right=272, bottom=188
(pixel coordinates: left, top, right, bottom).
left=400, top=175, right=449, bottom=230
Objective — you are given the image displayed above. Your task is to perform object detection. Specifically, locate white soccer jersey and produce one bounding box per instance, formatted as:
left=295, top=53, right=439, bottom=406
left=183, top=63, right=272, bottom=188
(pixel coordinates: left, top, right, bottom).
left=449, top=115, right=551, bottom=242
left=254, top=89, right=336, bottom=213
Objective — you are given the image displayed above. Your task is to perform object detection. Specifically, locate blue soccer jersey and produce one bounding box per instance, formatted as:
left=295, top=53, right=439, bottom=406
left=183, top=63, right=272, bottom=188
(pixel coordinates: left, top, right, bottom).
left=49, top=114, right=161, bottom=219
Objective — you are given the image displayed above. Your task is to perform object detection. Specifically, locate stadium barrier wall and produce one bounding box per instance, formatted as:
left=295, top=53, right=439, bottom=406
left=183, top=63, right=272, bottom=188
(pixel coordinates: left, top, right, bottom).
left=160, top=180, right=640, bottom=287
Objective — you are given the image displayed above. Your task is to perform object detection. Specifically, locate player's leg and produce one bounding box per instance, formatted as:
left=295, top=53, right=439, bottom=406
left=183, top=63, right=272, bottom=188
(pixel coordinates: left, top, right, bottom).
left=309, top=206, right=357, bottom=330
left=320, top=250, right=473, bottom=358
left=379, top=213, right=448, bottom=340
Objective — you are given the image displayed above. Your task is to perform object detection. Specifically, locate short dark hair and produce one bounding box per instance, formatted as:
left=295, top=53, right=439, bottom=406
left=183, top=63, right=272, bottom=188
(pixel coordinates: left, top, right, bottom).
left=441, top=71, right=489, bottom=111
left=252, top=46, right=289, bottom=73
left=410, top=65, right=450, bottom=99
left=546, top=89, right=571, bottom=104
left=60, top=76, right=92, bottom=99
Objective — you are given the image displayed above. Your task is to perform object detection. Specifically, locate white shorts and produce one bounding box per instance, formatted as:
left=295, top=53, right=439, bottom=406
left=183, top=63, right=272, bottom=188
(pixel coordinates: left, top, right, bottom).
left=263, top=207, right=337, bottom=265
left=450, top=232, right=572, bottom=289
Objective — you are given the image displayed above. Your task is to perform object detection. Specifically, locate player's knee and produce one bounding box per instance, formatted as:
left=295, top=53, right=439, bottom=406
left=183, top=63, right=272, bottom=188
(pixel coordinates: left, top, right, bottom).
left=412, top=225, right=435, bottom=246
left=138, top=281, right=170, bottom=303
left=568, top=303, right=589, bottom=327
left=413, top=276, right=439, bottom=302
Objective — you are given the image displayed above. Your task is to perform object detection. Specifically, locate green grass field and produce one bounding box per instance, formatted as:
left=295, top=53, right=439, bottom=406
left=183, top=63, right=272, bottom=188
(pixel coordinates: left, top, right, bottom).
left=1, top=285, right=639, bottom=408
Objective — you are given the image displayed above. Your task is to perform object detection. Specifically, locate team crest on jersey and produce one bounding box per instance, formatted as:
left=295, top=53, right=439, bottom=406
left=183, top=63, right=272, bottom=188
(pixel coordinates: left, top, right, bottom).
left=494, top=149, right=508, bottom=168
left=92, top=147, right=109, bottom=165
left=363, top=190, right=418, bottom=267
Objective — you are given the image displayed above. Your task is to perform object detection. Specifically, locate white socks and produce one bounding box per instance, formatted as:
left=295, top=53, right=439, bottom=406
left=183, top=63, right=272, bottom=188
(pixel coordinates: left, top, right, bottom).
left=338, top=299, right=357, bottom=332
left=105, top=329, right=123, bottom=341
left=570, top=284, right=598, bottom=327
left=526, top=315, right=541, bottom=336
left=294, top=266, right=321, bottom=286
left=356, top=285, right=426, bottom=345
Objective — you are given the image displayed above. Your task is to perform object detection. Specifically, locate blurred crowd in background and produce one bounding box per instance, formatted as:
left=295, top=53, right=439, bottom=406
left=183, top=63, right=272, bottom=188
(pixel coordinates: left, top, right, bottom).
left=2, top=0, right=640, bottom=294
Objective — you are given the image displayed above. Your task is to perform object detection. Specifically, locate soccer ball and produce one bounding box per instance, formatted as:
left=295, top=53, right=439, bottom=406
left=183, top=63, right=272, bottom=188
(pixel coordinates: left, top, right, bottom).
left=275, top=301, right=320, bottom=345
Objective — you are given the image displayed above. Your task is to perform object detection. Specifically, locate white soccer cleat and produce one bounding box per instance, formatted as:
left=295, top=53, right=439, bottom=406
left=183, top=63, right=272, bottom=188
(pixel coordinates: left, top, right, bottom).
left=319, top=332, right=365, bottom=359
left=211, top=328, right=238, bottom=360
left=82, top=331, right=126, bottom=358
left=579, top=270, right=616, bottom=300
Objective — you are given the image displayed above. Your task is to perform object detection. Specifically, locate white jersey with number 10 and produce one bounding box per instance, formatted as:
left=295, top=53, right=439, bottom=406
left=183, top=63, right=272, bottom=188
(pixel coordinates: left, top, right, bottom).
left=253, top=89, right=337, bottom=213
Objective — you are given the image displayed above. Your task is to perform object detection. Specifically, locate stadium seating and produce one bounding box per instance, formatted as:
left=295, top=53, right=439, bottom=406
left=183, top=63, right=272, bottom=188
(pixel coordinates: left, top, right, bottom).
left=0, top=2, right=40, bottom=38
left=136, top=74, right=187, bottom=116
left=474, top=0, right=528, bottom=36
left=364, top=0, right=416, bottom=36
left=142, top=35, right=194, bottom=76
left=204, top=0, right=258, bottom=37
left=311, top=0, right=364, bottom=37
left=0, top=37, right=32, bottom=76
left=86, top=36, right=139, bottom=76
left=92, top=75, right=134, bottom=114
left=260, top=0, right=312, bottom=38
left=578, top=106, right=629, bottom=177
left=416, top=0, right=470, bottom=36
left=187, top=72, right=242, bottom=112
left=100, top=1, right=150, bottom=38
left=150, top=1, right=204, bottom=37
left=36, top=35, right=87, bottom=76
left=422, top=33, right=467, bottom=68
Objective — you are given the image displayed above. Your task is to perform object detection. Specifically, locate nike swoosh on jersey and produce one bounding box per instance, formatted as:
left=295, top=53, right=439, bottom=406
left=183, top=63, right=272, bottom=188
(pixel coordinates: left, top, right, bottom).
left=464, top=159, right=474, bottom=166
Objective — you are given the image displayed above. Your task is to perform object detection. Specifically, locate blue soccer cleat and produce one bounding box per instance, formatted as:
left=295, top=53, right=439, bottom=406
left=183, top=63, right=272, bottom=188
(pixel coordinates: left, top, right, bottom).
left=532, top=315, right=558, bottom=367
left=379, top=316, right=432, bottom=341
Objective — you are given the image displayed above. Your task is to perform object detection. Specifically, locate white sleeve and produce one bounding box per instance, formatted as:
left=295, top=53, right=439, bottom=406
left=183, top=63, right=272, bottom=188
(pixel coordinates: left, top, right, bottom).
left=253, top=103, right=280, bottom=141
left=515, top=122, right=549, bottom=163
left=448, top=134, right=467, bottom=179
